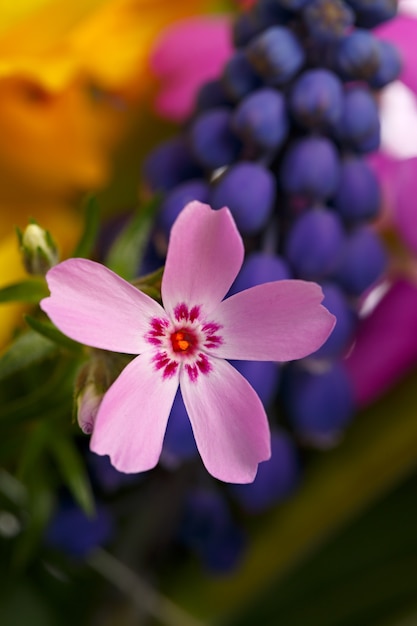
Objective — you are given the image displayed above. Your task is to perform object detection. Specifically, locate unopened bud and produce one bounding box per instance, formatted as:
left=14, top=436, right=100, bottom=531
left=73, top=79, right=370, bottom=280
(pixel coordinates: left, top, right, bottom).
left=74, top=353, right=117, bottom=435
left=76, top=383, right=102, bottom=434
left=18, top=222, right=59, bottom=276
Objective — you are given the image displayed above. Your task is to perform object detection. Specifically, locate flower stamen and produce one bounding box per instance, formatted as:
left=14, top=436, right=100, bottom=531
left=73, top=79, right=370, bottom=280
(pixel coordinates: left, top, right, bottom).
left=171, top=329, right=194, bottom=352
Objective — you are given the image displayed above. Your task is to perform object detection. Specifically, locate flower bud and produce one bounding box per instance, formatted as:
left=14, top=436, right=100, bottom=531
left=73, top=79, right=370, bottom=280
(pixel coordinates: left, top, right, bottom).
left=246, top=26, right=305, bottom=87
left=75, top=354, right=114, bottom=435
left=283, top=362, right=355, bottom=447
left=279, top=136, right=341, bottom=201
left=188, top=107, right=242, bottom=171
left=18, top=222, right=59, bottom=276
left=303, top=0, right=354, bottom=42
left=210, top=161, right=276, bottom=234
left=230, top=430, right=300, bottom=513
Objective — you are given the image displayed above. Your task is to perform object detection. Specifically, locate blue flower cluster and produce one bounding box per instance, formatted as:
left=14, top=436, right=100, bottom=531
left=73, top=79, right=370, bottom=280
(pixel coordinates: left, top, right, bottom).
left=143, top=0, right=400, bottom=567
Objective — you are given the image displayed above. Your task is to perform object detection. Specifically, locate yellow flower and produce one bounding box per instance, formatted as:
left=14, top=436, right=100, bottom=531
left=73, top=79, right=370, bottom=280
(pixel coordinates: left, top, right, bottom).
left=0, top=0, right=211, bottom=92
left=0, top=0, right=212, bottom=349
left=0, top=0, right=211, bottom=199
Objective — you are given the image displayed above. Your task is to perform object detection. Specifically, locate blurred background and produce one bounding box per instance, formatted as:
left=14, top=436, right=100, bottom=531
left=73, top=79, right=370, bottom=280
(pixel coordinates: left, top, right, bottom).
left=1, top=1, right=417, bottom=624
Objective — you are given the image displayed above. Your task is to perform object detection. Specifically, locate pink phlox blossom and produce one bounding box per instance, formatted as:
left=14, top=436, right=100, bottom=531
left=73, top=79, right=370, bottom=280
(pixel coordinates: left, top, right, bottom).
left=41, top=201, right=335, bottom=483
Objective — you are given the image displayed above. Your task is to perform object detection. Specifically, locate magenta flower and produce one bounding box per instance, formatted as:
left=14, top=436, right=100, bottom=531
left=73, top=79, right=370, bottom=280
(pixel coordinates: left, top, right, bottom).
left=344, top=279, right=417, bottom=407
left=41, top=201, right=334, bottom=483
left=150, top=16, right=233, bottom=122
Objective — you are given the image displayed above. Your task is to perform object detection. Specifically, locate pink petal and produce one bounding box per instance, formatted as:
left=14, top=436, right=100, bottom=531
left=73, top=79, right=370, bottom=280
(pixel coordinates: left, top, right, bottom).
left=41, top=259, right=165, bottom=354
left=212, top=280, right=336, bottom=361
left=391, top=157, right=417, bottom=254
left=161, top=201, right=244, bottom=316
left=180, top=358, right=271, bottom=483
left=150, top=17, right=232, bottom=122
left=90, top=353, right=179, bottom=472
left=343, top=279, right=417, bottom=407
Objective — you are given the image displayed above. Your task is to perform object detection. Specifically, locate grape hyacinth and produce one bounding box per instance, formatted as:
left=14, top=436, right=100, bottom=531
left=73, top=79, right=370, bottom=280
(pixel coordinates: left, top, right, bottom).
left=141, top=0, right=400, bottom=566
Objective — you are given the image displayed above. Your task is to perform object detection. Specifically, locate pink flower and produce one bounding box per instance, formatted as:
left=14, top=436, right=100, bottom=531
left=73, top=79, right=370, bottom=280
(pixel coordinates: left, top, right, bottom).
left=40, top=201, right=334, bottom=483
left=150, top=16, right=232, bottom=122
left=344, top=279, right=417, bottom=407
left=150, top=16, right=233, bottom=122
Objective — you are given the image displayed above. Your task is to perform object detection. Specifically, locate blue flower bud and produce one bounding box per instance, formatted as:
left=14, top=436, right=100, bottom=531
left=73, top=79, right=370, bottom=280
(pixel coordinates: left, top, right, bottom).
left=285, top=207, right=345, bottom=280
left=252, top=0, right=293, bottom=30
left=230, top=359, right=281, bottom=406
left=280, top=136, right=340, bottom=201
left=277, top=0, right=313, bottom=8
left=246, top=26, right=305, bottom=86
left=311, top=281, right=357, bottom=359
left=210, top=162, right=276, bottom=234
left=188, top=108, right=242, bottom=171
left=157, top=179, right=210, bottom=238
left=228, top=252, right=292, bottom=296
left=222, top=50, right=263, bottom=102
left=195, top=79, right=233, bottom=113
left=230, top=431, right=299, bottom=512
left=333, top=227, right=387, bottom=296
left=333, top=156, right=381, bottom=223
left=283, top=362, right=355, bottom=447
left=162, top=391, right=198, bottom=464
left=336, top=29, right=381, bottom=80
left=88, top=452, right=144, bottom=492
left=232, top=87, right=289, bottom=151
left=180, top=490, right=245, bottom=574
left=333, top=86, right=380, bottom=153
left=354, top=128, right=381, bottom=154
left=302, top=0, right=354, bottom=42
left=142, top=137, right=202, bottom=192
left=369, top=40, right=402, bottom=90
left=45, top=499, right=113, bottom=558
left=345, top=0, right=398, bottom=28
left=232, top=12, right=262, bottom=48
left=289, top=68, right=344, bottom=129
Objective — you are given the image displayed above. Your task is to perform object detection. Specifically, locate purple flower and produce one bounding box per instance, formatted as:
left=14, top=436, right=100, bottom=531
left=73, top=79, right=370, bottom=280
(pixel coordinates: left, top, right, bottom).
left=40, top=201, right=334, bottom=483
left=344, top=279, right=417, bottom=407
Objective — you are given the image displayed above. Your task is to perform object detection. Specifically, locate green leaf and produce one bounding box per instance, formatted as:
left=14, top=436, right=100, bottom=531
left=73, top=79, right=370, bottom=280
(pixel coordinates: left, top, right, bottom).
left=0, top=359, right=78, bottom=425
left=48, top=434, right=94, bottom=517
left=164, top=367, right=417, bottom=622
left=0, top=330, right=56, bottom=382
left=72, top=195, right=100, bottom=258
left=132, top=266, right=164, bottom=302
left=0, top=582, right=58, bottom=626
left=106, top=195, right=160, bottom=281
left=25, top=315, right=82, bottom=353
left=0, top=279, right=48, bottom=303
left=231, top=471, right=417, bottom=626
left=13, top=470, right=54, bottom=570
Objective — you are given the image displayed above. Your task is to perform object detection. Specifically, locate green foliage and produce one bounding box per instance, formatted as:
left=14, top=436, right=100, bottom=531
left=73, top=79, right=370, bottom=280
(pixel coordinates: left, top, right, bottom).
left=48, top=434, right=94, bottom=517
left=24, top=315, right=83, bottom=354
left=0, top=279, right=48, bottom=303
left=106, top=195, right=161, bottom=280
left=229, top=472, right=417, bottom=626
left=72, top=195, right=101, bottom=259
left=0, top=330, right=57, bottom=382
